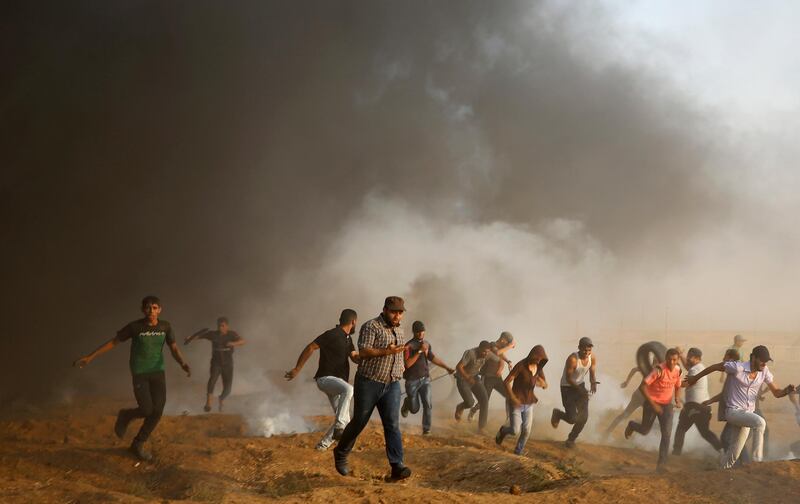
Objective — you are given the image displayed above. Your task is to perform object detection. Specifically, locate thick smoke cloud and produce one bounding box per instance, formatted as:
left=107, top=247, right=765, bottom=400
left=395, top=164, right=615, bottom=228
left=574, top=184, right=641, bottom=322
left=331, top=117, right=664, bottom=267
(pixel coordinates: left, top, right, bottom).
left=2, top=1, right=792, bottom=406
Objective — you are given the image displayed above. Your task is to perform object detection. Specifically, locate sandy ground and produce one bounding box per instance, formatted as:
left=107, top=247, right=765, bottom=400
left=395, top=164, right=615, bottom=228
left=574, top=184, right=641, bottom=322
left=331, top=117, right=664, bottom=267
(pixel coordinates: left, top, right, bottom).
left=1, top=396, right=799, bottom=504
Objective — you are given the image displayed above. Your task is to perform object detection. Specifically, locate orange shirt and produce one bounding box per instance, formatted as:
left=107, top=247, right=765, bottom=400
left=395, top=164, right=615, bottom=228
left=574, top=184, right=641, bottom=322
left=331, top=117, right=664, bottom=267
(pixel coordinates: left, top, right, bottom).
left=644, top=363, right=681, bottom=405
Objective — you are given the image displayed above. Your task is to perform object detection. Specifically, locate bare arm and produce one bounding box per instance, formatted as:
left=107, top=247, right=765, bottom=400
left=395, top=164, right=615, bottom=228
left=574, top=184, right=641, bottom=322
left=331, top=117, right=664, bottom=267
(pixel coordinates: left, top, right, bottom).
left=457, top=361, right=475, bottom=383
left=404, top=345, right=423, bottom=369
left=564, top=355, right=580, bottom=388
left=685, top=361, right=725, bottom=386
left=285, top=342, right=319, bottom=380
left=589, top=355, right=598, bottom=394
left=495, top=342, right=515, bottom=371
left=621, top=367, right=640, bottom=388
left=183, top=328, right=210, bottom=345
left=430, top=355, right=455, bottom=374
left=227, top=336, right=246, bottom=348
left=349, top=350, right=360, bottom=364
left=73, top=337, right=119, bottom=368
left=766, top=381, right=795, bottom=398
left=676, top=347, right=688, bottom=370
left=536, top=369, right=548, bottom=389
left=168, top=341, right=192, bottom=376
left=703, top=392, right=722, bottom=406
left=360, top=345, right=403, bottom=358
left=503, top=364, right=523, bottom=406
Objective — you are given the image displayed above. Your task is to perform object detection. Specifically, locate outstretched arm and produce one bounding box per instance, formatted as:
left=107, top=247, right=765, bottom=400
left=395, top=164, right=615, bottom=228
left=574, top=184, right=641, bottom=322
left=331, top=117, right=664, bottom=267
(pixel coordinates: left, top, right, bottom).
left=621, top=367, right=640, bottom=388
left=285, top=342, right=319, bottom=380
left=73, top=337, right=119, bottom=368
left=430, top=355, right=455, bottom=374
left=589, top=355, right=598, bottom=394
left=168, top=341, right=192, bottom=376
left=766, top=381, right=795, bottom=399
left=685, top=361, right=725, bottom=386
left=184, top=328, right=210, bottom=345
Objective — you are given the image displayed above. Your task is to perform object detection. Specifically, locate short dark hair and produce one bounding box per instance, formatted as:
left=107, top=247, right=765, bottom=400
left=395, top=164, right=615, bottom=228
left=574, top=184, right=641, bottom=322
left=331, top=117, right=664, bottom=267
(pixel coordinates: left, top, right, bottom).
left=724, top=348, right=741, bottom=361
left=217, top=316, right=229, bottom=325
left=687, top=347, right=702, bottom=359
left=339, top=309, right=357, bottom=326
left=478, top=340, right=492, bottom=351
left=666, top=348, right=680, bottom=359
left=141, top=295, right=161, bottom=309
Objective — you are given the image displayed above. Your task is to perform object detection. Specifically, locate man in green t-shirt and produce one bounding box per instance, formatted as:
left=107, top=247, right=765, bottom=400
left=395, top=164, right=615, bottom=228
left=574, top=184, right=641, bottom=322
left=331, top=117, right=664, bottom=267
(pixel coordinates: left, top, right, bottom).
left=74, top=295, right=191, bottom=461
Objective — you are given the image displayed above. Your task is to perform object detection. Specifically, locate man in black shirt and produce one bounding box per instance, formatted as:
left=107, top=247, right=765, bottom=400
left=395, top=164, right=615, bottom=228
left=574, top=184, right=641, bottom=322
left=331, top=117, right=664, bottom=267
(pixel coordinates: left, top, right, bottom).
left=401, top=321, right=455, bottom=434
left=285, top=309, right=360, bottom=451
left=73, top=295, right=191, bottom=461
left=185, top=316, right=246, bottom=412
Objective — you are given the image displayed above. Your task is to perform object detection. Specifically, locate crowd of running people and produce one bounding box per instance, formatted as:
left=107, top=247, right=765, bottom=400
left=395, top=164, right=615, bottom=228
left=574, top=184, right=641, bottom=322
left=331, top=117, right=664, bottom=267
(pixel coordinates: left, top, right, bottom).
left=74, top=295, right=799, bottom=479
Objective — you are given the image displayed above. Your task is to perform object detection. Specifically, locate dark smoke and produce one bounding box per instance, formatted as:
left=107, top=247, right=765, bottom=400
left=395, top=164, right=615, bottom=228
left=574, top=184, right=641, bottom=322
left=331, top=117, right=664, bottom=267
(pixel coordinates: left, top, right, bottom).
left=1, top=1, right=729, bottom=404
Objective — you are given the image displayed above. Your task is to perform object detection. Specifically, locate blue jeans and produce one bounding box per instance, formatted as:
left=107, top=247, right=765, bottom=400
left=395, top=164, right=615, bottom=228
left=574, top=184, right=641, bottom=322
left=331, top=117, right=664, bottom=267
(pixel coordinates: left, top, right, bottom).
left=335, top=374, right=403, bottom=466
left=315, top=376, right=353, bottom=449
left=500, top=402, right=535, bottom=454
left=404, top=377, right=432, bottom=432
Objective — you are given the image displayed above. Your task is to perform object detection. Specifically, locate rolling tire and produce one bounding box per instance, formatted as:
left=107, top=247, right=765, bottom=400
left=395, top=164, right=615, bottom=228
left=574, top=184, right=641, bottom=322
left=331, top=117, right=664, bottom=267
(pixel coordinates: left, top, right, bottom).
left=636, top=341, right=667, bottom=375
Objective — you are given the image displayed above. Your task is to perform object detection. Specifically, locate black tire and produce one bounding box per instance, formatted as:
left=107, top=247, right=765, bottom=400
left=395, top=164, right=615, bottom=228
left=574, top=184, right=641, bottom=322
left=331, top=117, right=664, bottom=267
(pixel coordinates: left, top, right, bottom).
left=636, top=341, right=667, bottom=375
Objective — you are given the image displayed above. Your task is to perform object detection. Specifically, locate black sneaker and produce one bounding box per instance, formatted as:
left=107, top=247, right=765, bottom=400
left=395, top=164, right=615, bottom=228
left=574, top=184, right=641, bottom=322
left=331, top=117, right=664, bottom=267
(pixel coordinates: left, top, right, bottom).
left=203, top=404, right=212, bottom=413
left=467, top=406, right=478, bottom=422
left=495, top=428, right=506, bottom=445
left=624, top=422, right=634, bottom=440
left=565, top=439, right=576, bottom=449
left=390, top=465, right=412, bottom=481
left=129, top=441, right=153, bottom=462
left=454, top=404, right=465, bottom=421
left=333, top=447, right=349, bottom=476
left=333, top=428, right=344, bottom=441
left=401, top=401, right=409, bottom=418
left=422, top=430, right=431, bottom=436
left=114, top=410, right=131, bottom=439
left=550, top=408, right=560, bottom=428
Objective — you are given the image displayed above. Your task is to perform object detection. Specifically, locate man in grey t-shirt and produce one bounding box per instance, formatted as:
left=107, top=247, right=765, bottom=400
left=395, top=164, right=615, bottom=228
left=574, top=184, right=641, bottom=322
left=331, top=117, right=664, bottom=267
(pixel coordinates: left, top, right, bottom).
left=455, top=341, right=493, bottom=432
left=468, top=332, right=514, bottom=422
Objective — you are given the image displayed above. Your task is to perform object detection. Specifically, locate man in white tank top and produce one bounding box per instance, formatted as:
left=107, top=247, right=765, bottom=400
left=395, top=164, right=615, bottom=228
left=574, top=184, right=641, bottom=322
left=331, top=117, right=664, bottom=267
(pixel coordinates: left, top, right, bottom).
left=551, top=337, right=597, bottom=448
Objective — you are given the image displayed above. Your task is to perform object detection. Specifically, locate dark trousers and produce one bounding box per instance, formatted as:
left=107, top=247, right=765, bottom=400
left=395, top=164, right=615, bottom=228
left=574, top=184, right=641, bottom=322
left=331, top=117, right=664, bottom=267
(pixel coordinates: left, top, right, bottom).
left=403, top=376, right=432, bottom=432
left=470, top=375, right=508, bottom=413
left=628, top=401, right=674, bottom=466
left=673, top=402, right=722, bottom=454
left=456, top=376, right=489, bottom=429
left=207, top=356, right=234, bottom=400
left=120, top=371, right=166, bottom=443
left=554, top=386, right=589, bottom=442
left=334, top=374, right=403, bottom=466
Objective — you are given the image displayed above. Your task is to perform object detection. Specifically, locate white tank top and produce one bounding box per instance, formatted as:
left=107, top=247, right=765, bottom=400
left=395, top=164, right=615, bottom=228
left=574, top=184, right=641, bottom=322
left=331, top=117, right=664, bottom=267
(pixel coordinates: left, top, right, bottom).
left=561, top=352, right=591, bottom=387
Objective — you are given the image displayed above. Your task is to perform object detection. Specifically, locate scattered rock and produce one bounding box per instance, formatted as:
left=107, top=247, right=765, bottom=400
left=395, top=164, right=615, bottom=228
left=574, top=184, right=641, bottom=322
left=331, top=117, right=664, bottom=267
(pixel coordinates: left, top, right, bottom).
left=510, top=484, right=522, bottom=495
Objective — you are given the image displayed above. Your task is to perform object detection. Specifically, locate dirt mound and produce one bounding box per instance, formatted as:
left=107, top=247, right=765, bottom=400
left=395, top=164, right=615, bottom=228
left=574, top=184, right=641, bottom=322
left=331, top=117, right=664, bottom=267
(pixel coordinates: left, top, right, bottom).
left=0, top=399, right=798, bottom=503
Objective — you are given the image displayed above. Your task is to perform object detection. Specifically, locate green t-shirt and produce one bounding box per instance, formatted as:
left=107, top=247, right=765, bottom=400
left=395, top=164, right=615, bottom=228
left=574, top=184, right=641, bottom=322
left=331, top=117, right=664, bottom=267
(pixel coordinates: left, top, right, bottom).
left=116, top=319, right=176, bottom=375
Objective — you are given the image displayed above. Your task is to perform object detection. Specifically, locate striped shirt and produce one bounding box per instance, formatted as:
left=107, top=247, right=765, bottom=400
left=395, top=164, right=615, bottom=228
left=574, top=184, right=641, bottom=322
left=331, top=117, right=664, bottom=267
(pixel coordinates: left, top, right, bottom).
left=356, top=314, right=405, bottom=383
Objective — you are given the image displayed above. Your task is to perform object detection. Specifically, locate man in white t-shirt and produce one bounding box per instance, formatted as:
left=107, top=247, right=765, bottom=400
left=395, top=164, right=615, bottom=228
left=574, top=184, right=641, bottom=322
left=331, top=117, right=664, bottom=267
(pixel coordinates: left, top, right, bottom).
left=672, top=348, right=722, bottom=455
left=686, top=345, right=795, bottom=468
